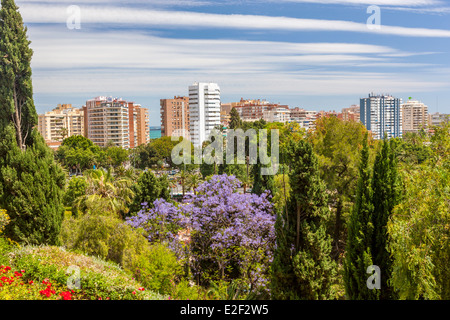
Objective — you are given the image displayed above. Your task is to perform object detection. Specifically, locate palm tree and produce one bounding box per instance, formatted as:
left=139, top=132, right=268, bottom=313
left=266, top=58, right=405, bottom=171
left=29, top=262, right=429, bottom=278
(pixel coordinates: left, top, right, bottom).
left=186, top=173, right=202, bottom=195
left=73, top=169, right=134, bottom=218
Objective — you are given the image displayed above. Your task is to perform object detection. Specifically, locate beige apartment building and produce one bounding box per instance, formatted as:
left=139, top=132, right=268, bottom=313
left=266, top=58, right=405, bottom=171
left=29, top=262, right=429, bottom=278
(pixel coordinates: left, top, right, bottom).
left=83, top=96, right=149, bottom=149
left=221, top=98, right=290, bottom=122
left=38, top=104, right=84, bottom=149
left=401, top=100, right=428, bottom=134
left=160, top=96, right=190, bottom=139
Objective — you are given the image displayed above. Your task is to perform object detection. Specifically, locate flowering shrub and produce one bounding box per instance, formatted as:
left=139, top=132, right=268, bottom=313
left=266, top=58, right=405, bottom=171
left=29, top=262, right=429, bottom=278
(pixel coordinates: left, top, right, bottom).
left=0, top=265, right=71, bottom=300
left=126, top=199, right=189, bottom=257
left=126, top=174, right=276, bottom=297
left=5, top=246, right=166, bottom=300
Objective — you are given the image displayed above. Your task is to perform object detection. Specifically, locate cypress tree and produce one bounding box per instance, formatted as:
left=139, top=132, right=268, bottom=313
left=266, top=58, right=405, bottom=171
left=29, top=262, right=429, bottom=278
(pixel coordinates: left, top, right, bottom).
left=0, top=0, right=37, bottom=149
left=0, top=0, right=65, bottom=245
left=228, top=107, right=242, bottom=130
left=343, top=134, right=378, bottom=300
left=271, top=139, right=336, bottom=300
left=371, top=138, right=399, bottom=299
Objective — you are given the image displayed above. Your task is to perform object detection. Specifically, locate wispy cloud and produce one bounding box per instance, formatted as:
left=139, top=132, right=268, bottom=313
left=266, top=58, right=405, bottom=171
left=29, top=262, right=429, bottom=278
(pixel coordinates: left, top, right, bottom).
left=17, top=0, right=214, bottom=6
left=25, top=26, right=446, bottom=99
left=18, top=4, right=450, bottom=38
left=26, top=27, right=414, bottom=71
left=383, top=5, right=450, bottom=14
left=275, top=0, right=442, bottom=6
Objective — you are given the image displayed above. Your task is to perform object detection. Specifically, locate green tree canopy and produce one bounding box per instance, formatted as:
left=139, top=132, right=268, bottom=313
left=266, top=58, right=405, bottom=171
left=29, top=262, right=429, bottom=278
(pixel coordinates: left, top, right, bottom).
left=129, top=170, right=170, bottom=215
left=388, top=122, right=450, bottom=300
left=308, top=116, right=369, bottom=259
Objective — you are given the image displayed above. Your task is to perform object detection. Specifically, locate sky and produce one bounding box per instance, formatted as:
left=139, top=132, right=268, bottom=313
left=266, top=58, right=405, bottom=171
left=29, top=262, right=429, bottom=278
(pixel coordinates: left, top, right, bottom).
left=14, top=0, right=450, bottom=126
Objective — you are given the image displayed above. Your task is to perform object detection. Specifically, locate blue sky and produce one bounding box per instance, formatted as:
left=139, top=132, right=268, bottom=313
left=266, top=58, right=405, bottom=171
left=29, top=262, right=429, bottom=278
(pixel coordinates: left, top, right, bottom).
left=15, top=0, right=450, bottom=126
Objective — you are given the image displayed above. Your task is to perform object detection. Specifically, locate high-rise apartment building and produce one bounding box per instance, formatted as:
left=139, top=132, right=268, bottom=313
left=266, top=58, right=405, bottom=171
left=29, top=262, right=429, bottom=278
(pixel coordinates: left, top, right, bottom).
left=129, top=103, right=150, bottom=148
left=160, top=96, right=190, bottom=139
left=38, top=104, right=84, bottom=149
left=189, top=83, right=221, bottom=147
left=401, top=100, right=428, bottom=134
left=360, top=93, right=402, bottom=139
left=83, top=96, right=149, bottom=149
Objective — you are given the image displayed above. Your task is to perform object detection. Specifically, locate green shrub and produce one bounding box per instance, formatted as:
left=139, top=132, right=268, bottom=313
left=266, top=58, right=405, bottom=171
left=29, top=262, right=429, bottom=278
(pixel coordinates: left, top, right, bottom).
left=131, top=243, right=182, bottom=295
left=0, top=237, right=12, bottom=266
left=171, top=279, right=211, bottom=300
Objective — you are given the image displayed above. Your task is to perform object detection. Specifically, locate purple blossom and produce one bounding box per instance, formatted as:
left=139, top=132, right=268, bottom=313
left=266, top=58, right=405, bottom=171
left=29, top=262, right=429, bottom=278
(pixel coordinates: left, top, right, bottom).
left=126, top=174, right=276, bottom=296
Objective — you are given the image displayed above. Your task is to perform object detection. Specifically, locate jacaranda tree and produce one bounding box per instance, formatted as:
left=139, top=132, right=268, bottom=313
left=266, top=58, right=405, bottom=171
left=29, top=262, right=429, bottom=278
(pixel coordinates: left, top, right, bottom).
left=126, top=174, right=276, bottom=297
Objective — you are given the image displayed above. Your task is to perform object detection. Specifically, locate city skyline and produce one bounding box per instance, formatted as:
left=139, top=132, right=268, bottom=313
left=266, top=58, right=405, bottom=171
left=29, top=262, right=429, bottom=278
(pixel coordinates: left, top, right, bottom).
left=15, top=0, right=450, bottom=126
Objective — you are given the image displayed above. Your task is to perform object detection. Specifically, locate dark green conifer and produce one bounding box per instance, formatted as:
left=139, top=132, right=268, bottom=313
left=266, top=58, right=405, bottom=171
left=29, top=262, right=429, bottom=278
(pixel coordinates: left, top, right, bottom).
left=344, top=134, right=378, bottom=300
left=271, top=139, right=336, bottom=299
left=0, top=0, right=65, bottom=245
left=371, top=138, right=400, bottom=299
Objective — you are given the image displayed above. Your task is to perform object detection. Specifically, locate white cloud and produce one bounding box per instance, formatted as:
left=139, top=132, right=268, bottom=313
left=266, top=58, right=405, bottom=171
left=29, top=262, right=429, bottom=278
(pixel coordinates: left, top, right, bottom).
left=18, top=4, right=450, bottom=38
left=276, top=0, right=442, bottom=6
left=26, top=27, right=407, bottom=72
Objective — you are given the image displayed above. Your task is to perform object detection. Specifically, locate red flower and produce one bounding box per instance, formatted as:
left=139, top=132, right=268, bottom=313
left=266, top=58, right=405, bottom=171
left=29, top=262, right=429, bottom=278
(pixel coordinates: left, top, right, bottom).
left=138, top=287, right=145, bottom=291
left=39, top=286, right=56, bottom=298
left=29, top=280, right=34, bottom=285
left=132, top=291, right=136, bottom=295
left=59, top=291, right=72, bottom=300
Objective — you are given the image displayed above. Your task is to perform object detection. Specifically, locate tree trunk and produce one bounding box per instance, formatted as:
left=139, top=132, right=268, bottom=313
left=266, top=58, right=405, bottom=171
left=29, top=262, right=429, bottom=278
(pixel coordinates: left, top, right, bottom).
left=13, top=86, right=24, bottom=151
